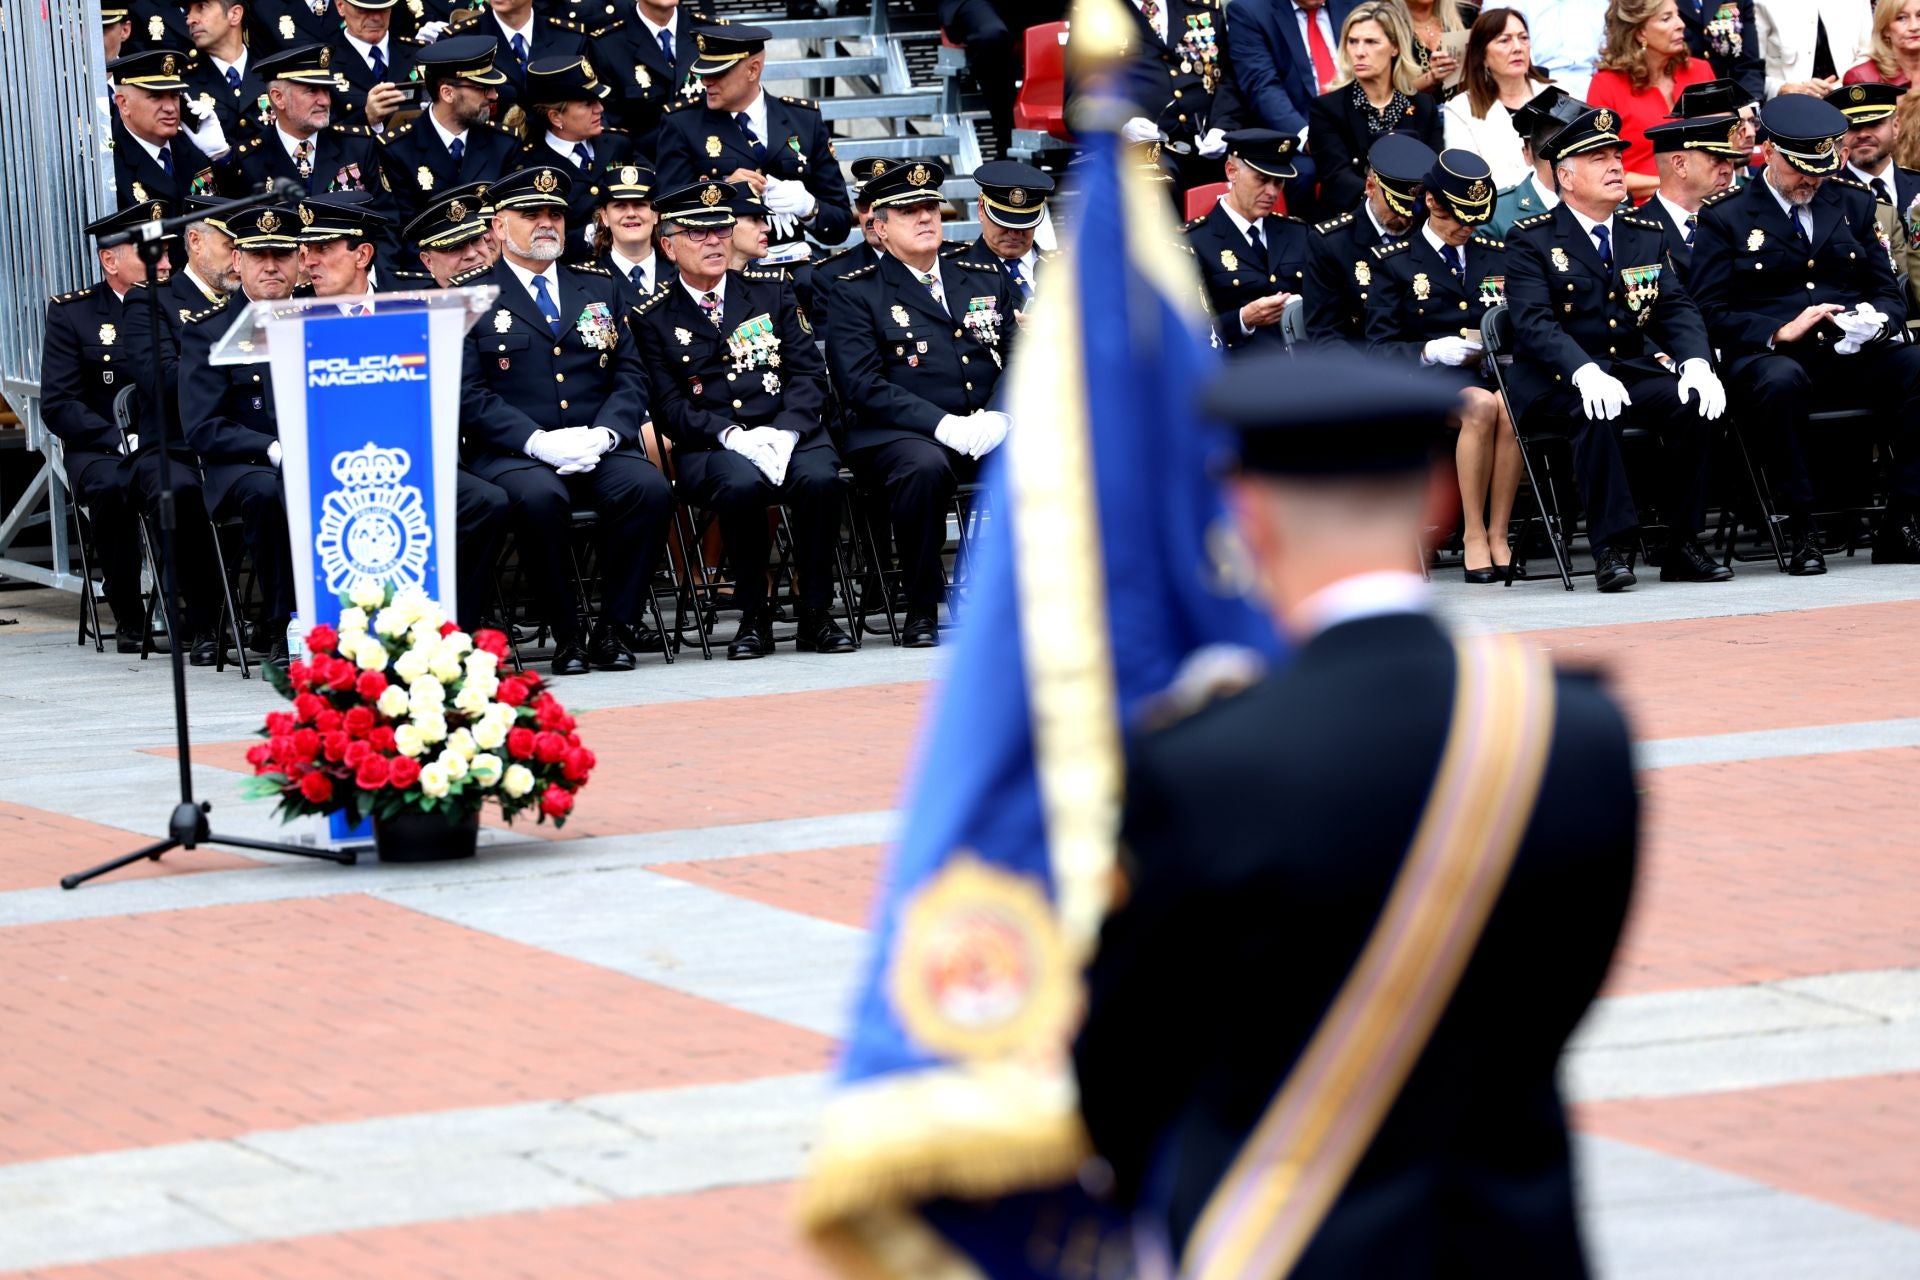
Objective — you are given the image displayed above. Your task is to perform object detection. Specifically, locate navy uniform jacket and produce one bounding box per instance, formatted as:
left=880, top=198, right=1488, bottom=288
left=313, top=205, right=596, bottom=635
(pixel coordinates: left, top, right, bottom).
left=1690, top=173, right=1903, bottom=360
left=247, top=0, right=340, bottom=54
left=1637, top=196, right=1697, bottom=282
left=454, top=258, right=650, bottom=482
left=178, top=295, right=279, bottom=512
left=322, top=30, right=424, bottom=128
left=125, top=0, right=196, bottom=54
left=1307, top=87, right=1444, bottom=213
left=1074, top=611, right=1636, bottom=1275
left=821, top=252, right=1021, bottom=453
left=228, top=123, right=392, bottom=205
left=119, top=269, right=230, bottom=443
left=181, top=52, right=274, bottom=145
left=1364, top=230, right=1507, bottom=359
left=1504, top=203, right=1713, bottom=422
left=629, top=268, right=832, bottom=455
left=652, top=96, right=854, bottom=250
left=600, top=251, right=676, bottom=310
left=1678, top=0, right=1763, bottom=102
left=41, top=283, right=135, bottom=475
left=1304, top=205, right=1389, bottom=349
left=943, top=236, right=1055, bottom=301
left=588, top=5, right=709, bottom=139
left=478, top=13, right=597, bottom=116
left=1186, top=202, right=1311, bottom=351
left=379, top=115, right=520, bottom=216
left=112, top=115, right=228, bottom=209
left=511, top=131, right=639, bottom=262
left=806, top=241, right=886, bottom=333
left=1085, top=0, right=1243, bottom=141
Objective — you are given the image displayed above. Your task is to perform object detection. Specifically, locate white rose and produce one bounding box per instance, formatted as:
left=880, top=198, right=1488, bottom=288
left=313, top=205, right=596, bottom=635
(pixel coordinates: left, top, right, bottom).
left=453, top=685, right=490, bottom=717
left=441, top=750, right=469, bottom=781
left=377, top=685, right=411, bottom=718
left=374, top=607, right=408, bottom=638
left=471, top=717, right=507, bottom=750
left=408, top=676, right=446, bottom=712
left=464, top=673, right=499, bottom=700
left=446, top=728, right=477, bottom=760
left=408, top=620, right=439, bottom=651
left=503, top=763, right=535, bottom=798
left=393, top=648, right=430, bottom=684
left=353, top=635, right=389, bottom=672
left=418, top=760, right=451, bottom=799
left=338, top=606, right=369, bottom=635
left=415, top=712, right=448, bottom=744
left=464, top=649, right=499, bottom=676
left=469, top=752, right=504, bottom=786
left=349, top=579, right=386, bottom=610
left=393, top=723, right=426, bottom=757
left=429, top=651, right=465, bottom=684
left=442, top=632, right=473, bottom=658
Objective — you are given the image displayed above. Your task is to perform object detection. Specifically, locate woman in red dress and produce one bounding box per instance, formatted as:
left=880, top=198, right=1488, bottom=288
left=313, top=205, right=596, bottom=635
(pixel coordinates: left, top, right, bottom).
left=1586, top=0, right=1716, bottom=201
left=1844, top=0, right=1920, bottom=89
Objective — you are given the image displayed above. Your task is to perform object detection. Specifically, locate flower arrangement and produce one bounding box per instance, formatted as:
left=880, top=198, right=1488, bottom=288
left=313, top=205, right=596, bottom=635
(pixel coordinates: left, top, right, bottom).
left=244, top=582, right=593, bottom=829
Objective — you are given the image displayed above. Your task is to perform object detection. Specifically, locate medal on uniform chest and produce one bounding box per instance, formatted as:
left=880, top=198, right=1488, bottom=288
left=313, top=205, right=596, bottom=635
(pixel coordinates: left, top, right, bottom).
left=725, top=313, right=778, bottom=372
left=575, top=301, right=618, bottom=350
left=1747, top=229, right=1765, bottom=251
left=689, top=375, right=704, bottom=395
left=763, top=371, right=781, bottom=395
left=279, top=13, right=295, bottom=39
left=635, top=65, right=652, bottom=90
left=1622, top=263, right=1662, bottom=312
left=1412, top=272, right=1431, bottom=301
left=705, top=135, right=723, bottom=158
left=493, top=309, right=513, bottom=333
left=149, top=14, right=164, bottom=39
left=408, top=0, right=424, bottom=15
left=1479, top=275, right=1507, bottom=307
left=962, top=295, right=1003, bottom=347
left=99, top=323, right=117, bottom=345
left=1354, top=260, right=1372, bottom=286
left=674, top=326, right=693, bottom=346
left=1551, top=246, right=1570, bottom=272
left=1219, top=248, right=1238, bottom=271
left=890, top=304, right=910, bottom=327
left=418, top=166, right=434, bottom=191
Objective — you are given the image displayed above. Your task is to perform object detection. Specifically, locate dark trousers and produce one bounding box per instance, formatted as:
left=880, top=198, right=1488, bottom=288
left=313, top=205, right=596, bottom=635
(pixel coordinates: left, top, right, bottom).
left=1522, top=366, right=1712, bottom=552
left=1725, top=342, right=1920, bottom=516
left=213, top=465, right=297, bottom=626
left=851, top=435, right=976, bottom=615
left=72, top=451, right=223, bottom=632
left=674, top=444, right=847, bottom=615
left=942, top=0, right=1020, bottom=148
left=453, top=469, right=510, bottom=632
left=493, top=452, right=672, bottom=640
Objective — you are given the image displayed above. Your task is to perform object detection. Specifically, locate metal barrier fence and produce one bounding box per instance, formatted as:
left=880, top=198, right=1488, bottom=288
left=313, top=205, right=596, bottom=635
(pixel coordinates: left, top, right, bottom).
left=0, top=0, right=114, bottom=590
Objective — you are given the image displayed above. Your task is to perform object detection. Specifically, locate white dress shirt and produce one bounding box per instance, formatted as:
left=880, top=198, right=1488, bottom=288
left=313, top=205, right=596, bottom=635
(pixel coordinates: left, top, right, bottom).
left=734, top=89, right=770, bottom=147
left=1655, top=192, right=1699, bottom=241
left=1524, top=0, right=1610, bottom=98
left=611, top=247, right=657, bottom=292
left=211, top=48, right=249, bottom=82
left=277, top=121, right=317, bottom=167
left=493, top=10, right=535, bottom=49
left=680, top=272, right=728, bottom=310
left=1214, top=194, right=1267, bottom=252
left=1292, top=1, right=1339, bottom=94
left=1421, top=220, right=1463, bottom=267
left=1565, top=203, right=1618, bottom=258
left=343, top=32, right=391, bottom=78
left=430, top=109, right=468, bottom=155
left=1289, top=570, right=1429, bottom=642
left=506, top=256, right=563, bottom=316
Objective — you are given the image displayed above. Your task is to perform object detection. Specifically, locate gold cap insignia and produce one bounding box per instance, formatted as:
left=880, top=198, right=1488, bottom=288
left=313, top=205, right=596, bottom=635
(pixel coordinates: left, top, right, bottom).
left=448, top=199, right=467, bottom=221
left=150, top=202, right=164, bottom=221
left=1008, top=187, right=1028, bottom=206
left=907, top=163, right=930, bottom=186
left=533, top=169, right=559, bottom=192
left=318, top=47, right=331, bottom=68
left=866, top=159, right=888, bottom=178
left=620, top=166, right=639, bottom=187
left=299, top=204, right=314, bottom=226
left=1817, top=137, right=1835, bottom=154
left=258, top=210, right=281, bottom=233
left=700, top=183, right=723, bottom=206
left=161, top=53, right=177, bottom=75
left=1595, top=109, right=1614, bottom=134
left=696, top=33, right=707, bottom=51
left=1465, top=179, right=1489, bottom=201
left=1853, top=86, right=1867, bottom=101
left=1728, top=122, right=1744, bottom=149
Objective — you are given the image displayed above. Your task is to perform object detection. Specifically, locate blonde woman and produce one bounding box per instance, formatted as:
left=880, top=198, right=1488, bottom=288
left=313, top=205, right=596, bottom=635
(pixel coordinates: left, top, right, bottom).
left=1586, top=0, right=1716, bottom=199
left=1399, top=0, right=1480, bottom=98
left=1845, top=0, right=1920, bottom=87
left=1308, top=4, right=1445, bottom=210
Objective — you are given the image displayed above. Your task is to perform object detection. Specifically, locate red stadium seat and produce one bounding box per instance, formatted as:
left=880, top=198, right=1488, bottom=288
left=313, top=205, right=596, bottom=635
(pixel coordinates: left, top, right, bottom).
left=1013, top=21, right=1070, bottom=140
left=1183, top=182, right=1284, bottom=221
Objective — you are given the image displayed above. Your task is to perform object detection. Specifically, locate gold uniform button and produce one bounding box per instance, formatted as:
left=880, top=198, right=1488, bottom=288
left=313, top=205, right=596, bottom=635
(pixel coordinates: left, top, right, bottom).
left=102, top=354, right=111, bottom=362
left=961, top=355, right=970, bottom=364
left=1608, top=291, right=1617, bottom=300
left=1270, top=275, right=1278, bottom=284
left=732, top=399, right=742, bottom=408
left=552, top=346, right=562, bottom=356
left=555, top=373, right=565, bottom=382
left=1807, top=259, right=1816, bottom=268
left=1807, top=282, right=1816, bottom=289
left=727, top=372, right=736, bottom=380
left=1608, top=318, right=1617, bottom=328
left=954, top=329, right=963, bottom=338
left=964, top=381, right=973, bottom=390
left=1458, top=301, right=1469, bottom=311
left=1608, top=346, right=1616, bottom=354
left=559, top=399, right=569, bottom=410
left=1563, top=304, right=1573, bottom=313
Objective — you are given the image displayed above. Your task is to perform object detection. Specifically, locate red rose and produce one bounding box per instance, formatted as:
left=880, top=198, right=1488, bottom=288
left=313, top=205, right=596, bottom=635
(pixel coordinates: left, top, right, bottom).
left=387, top=755, right=422, bottom=789
left=535, top=695, right=567, bottom=731
left=245, top=742, right=272, bottom=771
left=327, top=658, right=357, bottom=691
left=368, top=726, right=396, bottom=752
left=292, top=728, right=321, bottom=763
left=343, top=706, right=376, bottom=737
left=298, top=771, right=334, bottom=803
left=292, top=693, right=325, bottom=723
left=314, top=709, right=342, bottom=734
left=355, top=754, right=392, bottom=789
left=533, top=731, right=568, bottom=764
left=323, top=732, right=350, bottom=763
left=266, top=711, right=296, bottom=736
left=539, top=785, right=574, bottom=818
left=356, top=670, right=388, bottom=700
left=268, top=734, right=296, bottom=765
left=343, top=739, right=373, bottom=769
left=506, top=727, right=536, bottom=760
left=439, top=620, right=459, bottom=638
left=306, top=623, right=338, bottom=654
left=473, top=628, right=509, bottom=659
left=287, top=660, right=311, bottom=688
left=562, top=747, right=594, bottom=782
left=497, top=677, right=530, bottom=708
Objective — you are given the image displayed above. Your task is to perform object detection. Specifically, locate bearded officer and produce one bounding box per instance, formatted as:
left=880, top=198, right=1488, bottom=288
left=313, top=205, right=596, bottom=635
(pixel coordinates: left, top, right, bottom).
left=821, top=159, right=1020, bottom=648
left=1507, top=105, right=1737, bottom=592
left=1074, top=348, right=1637, bottom=1278
left=1691, top=94, right=1920, bottom=575
left=1305, top=134, right=1434, bottom=350
left=1187, top=129, right=1312, bottom=353
left=377, top=35, right=518, bottom=217
left=629, top=181, right=855, bottom=659
left=454, top=165, right=673, bottom=675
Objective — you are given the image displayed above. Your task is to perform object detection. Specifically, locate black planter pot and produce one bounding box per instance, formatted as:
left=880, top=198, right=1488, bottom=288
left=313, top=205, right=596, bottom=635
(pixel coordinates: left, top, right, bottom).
left=373, top=808, right=480, bottom=862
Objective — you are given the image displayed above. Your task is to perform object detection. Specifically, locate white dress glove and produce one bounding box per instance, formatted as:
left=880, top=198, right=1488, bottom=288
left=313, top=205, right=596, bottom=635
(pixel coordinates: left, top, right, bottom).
left=1421, top=335, right=1483, bottom=367
left=415, top=19, right=449, bottom=41
left=1570, top=362, right=1632, bottom=421
left=763, top=177, right=817, bottom=219
left=527, top=428, right=592, bottom=474
left=723, top=425, right=781, bottom=483
left=1195, top=127, right=1229, bottom=158
left=1676, top=358, right=1726, bottom=419
left=1121, top=116, right=1164, bottom=145
left=267, top=440, right=283, bottom=467
left=968, top=410, right=1011, bottom=459
left=121, top=432, right=139, bottom=455
left=182, top=98, right=229, bottom=160
left=767, top=211, right=799, bottom=240
left=1832, top=305, right=1886, bottom=355
left=934, top=414, right=974, bottom=456
left=764, top=428, right=797, bottom=486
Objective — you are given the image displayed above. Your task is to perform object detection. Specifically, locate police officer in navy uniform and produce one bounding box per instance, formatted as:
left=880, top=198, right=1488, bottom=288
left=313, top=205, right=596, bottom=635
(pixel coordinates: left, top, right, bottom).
left=805, top=158, right=892, bottom=334
left=44, top=205, right=222, bottom=661
left=180, top=0, right=275, bottom=146
left=1074, top=349, right=1638, bottom=1278
left=378, top=37, right=518, bottom=218
left=629, top=182, right=856, bottom=659
left=1488, top=88, right=1584, bottom=239
left=109, top=50, right=232, bottom=215
left=587, top=0, right=709, bottom=139
left=1676, top=0, right=1762, bottom=103
left=943, top=160, right=1056, bottom=305
left=1507, top=106, right=1732, bottom=593
left=592, top=163, right=673, bottom=307
left=126, top=0, right=199, bottom=55
left=1640, top=114, right=1745, bottom=282
left=822, top=160, right=1020, bottom=648
left=402, top=181, right=496, bottom=285
left=511, top=55, right=638, bottom=263
left=249, top=0, right=341, bottom=56
left=178, top=205, right=304, bottom=666
left=1692, top=94, right=1920, bottom=574
left=229, top=45, right=392, bottom=208
left=1082, top=0, right=1240, bottom=192
left=652, top=24, right=854, bottom=261
left=1831, top=82, right=1920, bottom=214
left=1187, top=129, right=1312, bottom=353
left=321, top=0, right=425, bottom=129
left=1304, top=134, right=1433, bottom=350
left=476, top=0, right=597, bottom=118
left=454, top=165, right=674, bottom=674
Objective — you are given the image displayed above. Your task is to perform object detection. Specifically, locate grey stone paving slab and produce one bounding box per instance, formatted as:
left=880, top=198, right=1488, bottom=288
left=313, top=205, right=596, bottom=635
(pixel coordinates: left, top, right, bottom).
left=1566, top=1009, right=1920, bottom=1103
left=1780, top=967, right=1920, bottom=1020
left=0, top=1186, right=247, bottom=1271
left=235, top=1100, right=640, bottom=1173
left=1638, top=717, right=1920, bottom=769
left=1569, top=982, right=1879, bottom=1052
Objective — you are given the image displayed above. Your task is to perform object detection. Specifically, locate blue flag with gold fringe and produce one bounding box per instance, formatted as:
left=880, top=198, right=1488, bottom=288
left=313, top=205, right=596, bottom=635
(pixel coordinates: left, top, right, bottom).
left=797, top=15, right=1284, bottom=1273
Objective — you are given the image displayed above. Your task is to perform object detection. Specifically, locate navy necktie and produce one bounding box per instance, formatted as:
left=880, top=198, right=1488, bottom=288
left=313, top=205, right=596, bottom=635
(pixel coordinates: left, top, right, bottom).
left=630, top=263, right=648, bottom=290
left=225, top=65, right=241, bottom=88
left=448, top=136, right=464, bottom=166
left=1440, top=243, right=1463, bottom=278
left=370, top=44, right=386, bottom=80
left=1872, top=177, right=1892, bottom=206
left=658, top=28, right=674, bottom=62
left=1591, top=222, right=1612, bottom=272
left=530, top=272, right=561, bottom=333
left=1684, top=213, right=1697, bottom=246
left=1006, top=257, right=1031, bottom=300
left=158, top=145, right=173, bottom=177
left=1247, top=220, right=1266, bottom=261
left=735, top=112, right=766, bottom=167
left=511, top=32, right=529, bottom=72
left=573, top=141, right=593, bottom=168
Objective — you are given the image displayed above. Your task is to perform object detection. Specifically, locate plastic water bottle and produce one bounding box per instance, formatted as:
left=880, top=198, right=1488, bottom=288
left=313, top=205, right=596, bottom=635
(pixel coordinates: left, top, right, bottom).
left=285, top=612, right=307, bottom=660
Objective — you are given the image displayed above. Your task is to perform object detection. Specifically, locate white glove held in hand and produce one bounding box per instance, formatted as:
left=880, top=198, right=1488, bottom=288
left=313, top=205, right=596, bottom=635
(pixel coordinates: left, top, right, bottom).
left=527, top=428, right=591, bottom=474
left=934, top=414, right=975, bottom=455
left=1832, top=305, right=1887, bottom=354
left=724, top=426, right=783, bottom=483
left=1676, top=358, right=1726, bottom=419
left=1195, top=127, right=1229, bottom=158
left=1422, top=335, right=1483, bottom=367
left=182, top=101, right=229, bottom=159
left=1571, top=362, right=1632, bottom=421
left=763, top=428, right=797, bottom=486
left=763, top=178, right=816, bottom=219
left=267, top=440, right=283, bottom=467
left=415, top=19, right=449, bottom=41
left=968, top=410, right=1011, bottom=458
left=1121, top=116, right=1164, bottom=145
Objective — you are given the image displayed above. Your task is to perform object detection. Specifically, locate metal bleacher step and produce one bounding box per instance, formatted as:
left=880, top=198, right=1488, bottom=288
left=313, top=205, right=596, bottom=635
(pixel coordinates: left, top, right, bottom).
left=764, top=53, right=887, bottom=80
left=817, top=90, right=943, bottom=121
left=831, top=134, right=956, bottom=161
left=943, top=220, right=980, bottom=241
left=735, top=16, right=872, bottom=40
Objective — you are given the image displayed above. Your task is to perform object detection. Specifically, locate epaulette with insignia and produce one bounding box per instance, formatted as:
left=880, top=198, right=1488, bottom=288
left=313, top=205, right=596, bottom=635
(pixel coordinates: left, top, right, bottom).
left=1471, top=234, right=1505, bottom=250
left=387, top=269, right=435, bottom=284
left=385, top=120, right=415, bottom=139
left=1829, top=174, right=1869, bottom=192
left=939, top=241, right=969, bottom=257
left=590, top=18, right=625, bottom=36
left=127, top=280, right=150, bottom=292
left=1370, top=238, right=1410, bottom=259
left=567, top=261, right=613, bottom=276
left=1700, top=187, right=1739, bottom=207
left=778, top=94, right=817, bottom=110
left=49, top=289, right=88, bottom=304
left=183, top=298, right=229, bottom=325
left=1513, top=211, right=1554, bottom=229
left=1174, top=242, right=1196, bottom=255
left=1274, top=213, right=1305, bottom=225
left=333, top=124, right=371, bottom=137
left=449, top=264, right=490, bottom=287
left=236, top=137, right=264, bottom=153
left=1184, top=214, right=1208, bottom=231
left=1312, top=212, right=1354, bottom=235
left=950, top=258, right=1001, bottom=273
left=631, top=286, right=673, bottom=315
left=543, top=15, right=584, bottom=31
left=662, top=95, right=698, bottom=115
left=395, top=33, right=423, bottom=47
left=1138, top=647, right=1266, bottom=732
left=740, top=267, right=788, bottom=281
left=1620, top=213, right=1661, bottom=231
left=841, top=263, right=877, bottom=280
left=1495, top=181, right=1519, bottom=197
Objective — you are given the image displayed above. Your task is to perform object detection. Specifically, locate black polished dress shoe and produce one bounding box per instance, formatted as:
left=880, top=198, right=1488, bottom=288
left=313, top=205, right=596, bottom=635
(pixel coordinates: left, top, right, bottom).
left=1462, top=564, right=1501, bottom=585
left=190, top=633, right=220, bottom=666
left=1659, top=539, right=1734, bottom=583
left=265, top=637, right=290, bottom=670
left=1871, top=514, right=1920, bottom=563
left=116, top=624, right=169, bottom=654
left=1593, top=547, right=1637, bottom=593
left=1785, top=534, right=1827, bottom=576
left=587, top=621, right=638, bottom=672
left=797, top=610, right=856, bottom=654
left=551, top=640, right=591, bottom=676
left=901, top=613, right=940, bottom=648
left=726, top=612, right=772, bottom=660
left=615, top=621, right=666, bottom=653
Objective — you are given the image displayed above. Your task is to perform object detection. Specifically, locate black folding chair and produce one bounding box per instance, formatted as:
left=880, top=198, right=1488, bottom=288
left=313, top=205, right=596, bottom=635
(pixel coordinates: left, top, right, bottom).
left=1482, top=304, right=1578, bottom=591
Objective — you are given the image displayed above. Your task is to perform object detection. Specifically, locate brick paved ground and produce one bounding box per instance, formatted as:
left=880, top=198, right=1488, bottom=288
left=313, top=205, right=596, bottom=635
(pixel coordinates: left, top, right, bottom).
left=3, top=568, right=1920, bottom=1277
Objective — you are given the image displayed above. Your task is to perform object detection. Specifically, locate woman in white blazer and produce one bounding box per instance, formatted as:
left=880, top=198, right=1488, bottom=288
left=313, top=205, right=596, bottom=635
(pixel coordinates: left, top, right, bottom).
left=1755, top=0, right=1875, bottom=97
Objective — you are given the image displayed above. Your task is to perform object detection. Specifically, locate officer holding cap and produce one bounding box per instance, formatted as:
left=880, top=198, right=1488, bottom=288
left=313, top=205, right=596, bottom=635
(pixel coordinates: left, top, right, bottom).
left=943, top=160, right=1056, bottom=302
left=378, top=36, right=519, bottom=217
left=452, top=164, right=674, bottom=675
left=1691, top=93, right=1920, bottom=574
left=1366, top=149, right=1520, bottom=583
left=1305, top=133, right=1435, bottom=349
left=1641, top=113, right=1746, bottom=279
left=1506, top=105, right=1731, bottom=593
left=1186, top=129, right=1312, bottom=353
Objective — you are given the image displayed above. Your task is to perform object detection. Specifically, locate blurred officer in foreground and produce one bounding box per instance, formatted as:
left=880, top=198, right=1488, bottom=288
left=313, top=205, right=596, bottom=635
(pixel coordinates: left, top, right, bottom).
left=630, top=182, right=855, bottom=659
left=1305, top=134, right=1434, bottom=350
left=1691, top=94, right=1920, bottom=575
left=453, top=165, right=674, bottom=675
left=1075, top=349, right=1638, bottom=1279
left=1506, top=106, right=1731, bottom=593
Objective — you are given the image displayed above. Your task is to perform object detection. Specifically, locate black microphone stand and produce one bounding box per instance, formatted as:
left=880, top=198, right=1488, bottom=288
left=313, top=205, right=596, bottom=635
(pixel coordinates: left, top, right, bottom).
left=63, top=187, right=356, bottom=888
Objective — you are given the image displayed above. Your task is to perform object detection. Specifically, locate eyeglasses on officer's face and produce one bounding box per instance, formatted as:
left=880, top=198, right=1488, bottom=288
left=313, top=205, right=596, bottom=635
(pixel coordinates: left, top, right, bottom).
left=667, top=225, right=733, bottom=242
